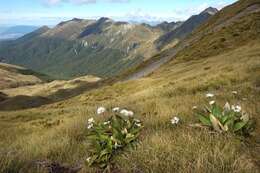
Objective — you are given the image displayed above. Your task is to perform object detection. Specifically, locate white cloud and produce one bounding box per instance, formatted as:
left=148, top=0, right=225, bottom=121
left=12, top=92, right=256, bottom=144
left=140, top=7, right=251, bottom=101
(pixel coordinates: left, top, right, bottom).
left=215, top=1, right=234, bottom=9
left=44, top=0, right=129, bottom=5
left=45, top=0, right=62, bottom=5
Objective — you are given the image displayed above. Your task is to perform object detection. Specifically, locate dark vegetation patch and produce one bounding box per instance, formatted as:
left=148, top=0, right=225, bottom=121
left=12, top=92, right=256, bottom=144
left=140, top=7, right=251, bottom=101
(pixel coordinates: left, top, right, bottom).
left=0, top=36, right=144, bottom=80
left=0, top=92, right=7, bottom=102
left=0, top=95, right=51, bottom=111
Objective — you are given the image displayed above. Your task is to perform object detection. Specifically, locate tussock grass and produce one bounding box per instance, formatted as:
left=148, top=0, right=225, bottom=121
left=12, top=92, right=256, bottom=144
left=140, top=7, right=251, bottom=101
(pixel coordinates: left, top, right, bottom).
left=0, top=42, right=260, bottom=172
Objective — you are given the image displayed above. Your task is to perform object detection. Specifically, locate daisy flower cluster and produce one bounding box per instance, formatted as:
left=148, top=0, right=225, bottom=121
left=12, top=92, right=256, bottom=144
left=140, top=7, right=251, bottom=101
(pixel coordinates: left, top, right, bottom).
left=193, top=91, right=254, bottom=135
left=86, top=106, right=143, bottom=169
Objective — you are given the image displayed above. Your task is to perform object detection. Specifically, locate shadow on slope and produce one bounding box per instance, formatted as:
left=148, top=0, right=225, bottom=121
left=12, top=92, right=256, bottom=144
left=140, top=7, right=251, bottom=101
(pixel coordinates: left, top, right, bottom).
left=0, top=92, right=7, bottom=102
left=0, top=95, right=51, bottom=111
left=0, top=78, right=116, bottom=111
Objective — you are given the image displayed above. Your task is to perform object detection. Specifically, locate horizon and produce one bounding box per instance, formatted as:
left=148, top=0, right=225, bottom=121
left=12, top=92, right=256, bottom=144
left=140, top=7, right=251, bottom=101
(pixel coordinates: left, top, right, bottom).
left=1, top=0, right=237, bottom=26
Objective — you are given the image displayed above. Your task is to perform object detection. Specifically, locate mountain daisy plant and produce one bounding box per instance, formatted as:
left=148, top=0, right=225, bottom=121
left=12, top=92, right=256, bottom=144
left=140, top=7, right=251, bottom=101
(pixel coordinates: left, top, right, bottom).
left=195, top=100, right=255, bottom=136
left=86, top=107, right=143, bottom=172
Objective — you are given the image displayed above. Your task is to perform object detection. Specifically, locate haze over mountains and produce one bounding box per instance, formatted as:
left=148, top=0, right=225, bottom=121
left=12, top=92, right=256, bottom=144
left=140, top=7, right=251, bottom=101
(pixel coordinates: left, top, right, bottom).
left=0, top=7, right=217, bottom=79
left=0, top=25, right=39, bottom=40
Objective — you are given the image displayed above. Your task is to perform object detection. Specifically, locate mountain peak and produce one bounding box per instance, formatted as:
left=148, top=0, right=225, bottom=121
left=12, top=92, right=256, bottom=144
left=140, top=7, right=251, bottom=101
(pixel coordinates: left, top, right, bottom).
left=71, top=18, right=83, bottom=22
left=39, top=25, right=50, bottom=31
left=57, top=18, right=84, bottom=27
left=97, top=17, right=113, bottom=23
left=202, top=7, right=218, bottom=15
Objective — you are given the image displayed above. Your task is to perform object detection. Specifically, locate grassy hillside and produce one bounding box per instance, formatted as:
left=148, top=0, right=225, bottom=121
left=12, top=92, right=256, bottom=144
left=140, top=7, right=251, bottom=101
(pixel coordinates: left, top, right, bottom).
left=1, top=75, right=101, bottom=99
left=122, top=0, right=260, bottom=82
left=0, top=40, right=259, bottom=173
left=0, top=74, right=102, bottom=111
left=176, top=0, right=260, bottom=60
left=0, top=1, right=259, bottom=173
left=0, top=63, right=51, bottom=90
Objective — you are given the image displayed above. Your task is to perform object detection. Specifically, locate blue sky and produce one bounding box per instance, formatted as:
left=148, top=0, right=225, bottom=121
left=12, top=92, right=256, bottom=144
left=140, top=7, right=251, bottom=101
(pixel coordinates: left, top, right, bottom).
left=0, top=0, right=237, bottom=26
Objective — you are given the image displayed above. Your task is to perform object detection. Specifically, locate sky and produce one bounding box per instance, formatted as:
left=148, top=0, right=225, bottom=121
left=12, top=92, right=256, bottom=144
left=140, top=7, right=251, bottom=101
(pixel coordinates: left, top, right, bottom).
left=0, top=0, right=237, bottom=26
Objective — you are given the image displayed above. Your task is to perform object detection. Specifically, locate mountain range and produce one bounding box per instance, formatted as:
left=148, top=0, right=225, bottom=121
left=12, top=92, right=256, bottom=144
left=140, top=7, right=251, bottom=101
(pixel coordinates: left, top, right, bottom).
left=0, top=7, right=217, bottom=79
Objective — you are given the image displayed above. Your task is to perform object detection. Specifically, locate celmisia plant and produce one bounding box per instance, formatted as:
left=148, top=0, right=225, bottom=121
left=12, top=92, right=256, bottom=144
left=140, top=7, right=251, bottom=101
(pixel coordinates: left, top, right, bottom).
left=86, top=107, right=143, bottom=172
left=195, top=101, right=255, bottom=136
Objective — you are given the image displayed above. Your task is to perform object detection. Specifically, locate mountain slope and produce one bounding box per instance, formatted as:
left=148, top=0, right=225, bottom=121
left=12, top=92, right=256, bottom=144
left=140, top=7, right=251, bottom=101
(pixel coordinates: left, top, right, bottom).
left=0, top=63, right=101, bottom=110
left=17, top=26, right=50, bottom=42
left=176, top=0, right=260, bottom=60
left=125, top=0, right=260, bottom=80
left=155, top=7, right=218, bottom=49
left=0, top=63, right=51, bottom=90
left=0, top=74, right=101, bottom=110
left=1, top=75, right=101, bottom=99
left=0, top=18, right=162, bottom=79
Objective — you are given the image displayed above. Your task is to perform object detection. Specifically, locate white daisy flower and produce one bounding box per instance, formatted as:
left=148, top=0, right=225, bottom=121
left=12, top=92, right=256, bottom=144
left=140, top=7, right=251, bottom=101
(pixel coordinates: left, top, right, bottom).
left=88, top=118, right=95, bottom=124
left=192, top=106, right=197, bottom=110
left=206, top=93, right=214, bottom=98
left=171, top=117, right=180, bottom=125
left=232, top=91, right=238, bottom=95
left=135, top=123, right=142, bottom=127
left=87, top=123, right=94, bottom=129
left=232, top=105, right=241, bottom=112
left=209, top=100, right=215, bottom=105
left=120, top=109, right=128, bottom=115
left=112, top=107, right=120, bottom=112
left=103, top=121, right=110, bottom=125
left=120, top=109, right=134, bottom=117
left=86, top=157, right=91, bottom=162
left=127, top=111, right=134, bottom=117
left=97, top=107, right=106, bottom=115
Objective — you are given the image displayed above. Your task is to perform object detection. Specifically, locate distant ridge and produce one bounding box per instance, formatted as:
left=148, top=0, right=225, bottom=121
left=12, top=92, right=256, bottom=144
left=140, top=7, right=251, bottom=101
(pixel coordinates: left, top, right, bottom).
left=155, top=7, right=218, bottom=49
left=154, top=21, right=183, bottom=32
left=201, top=7, right=219, bottom=15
